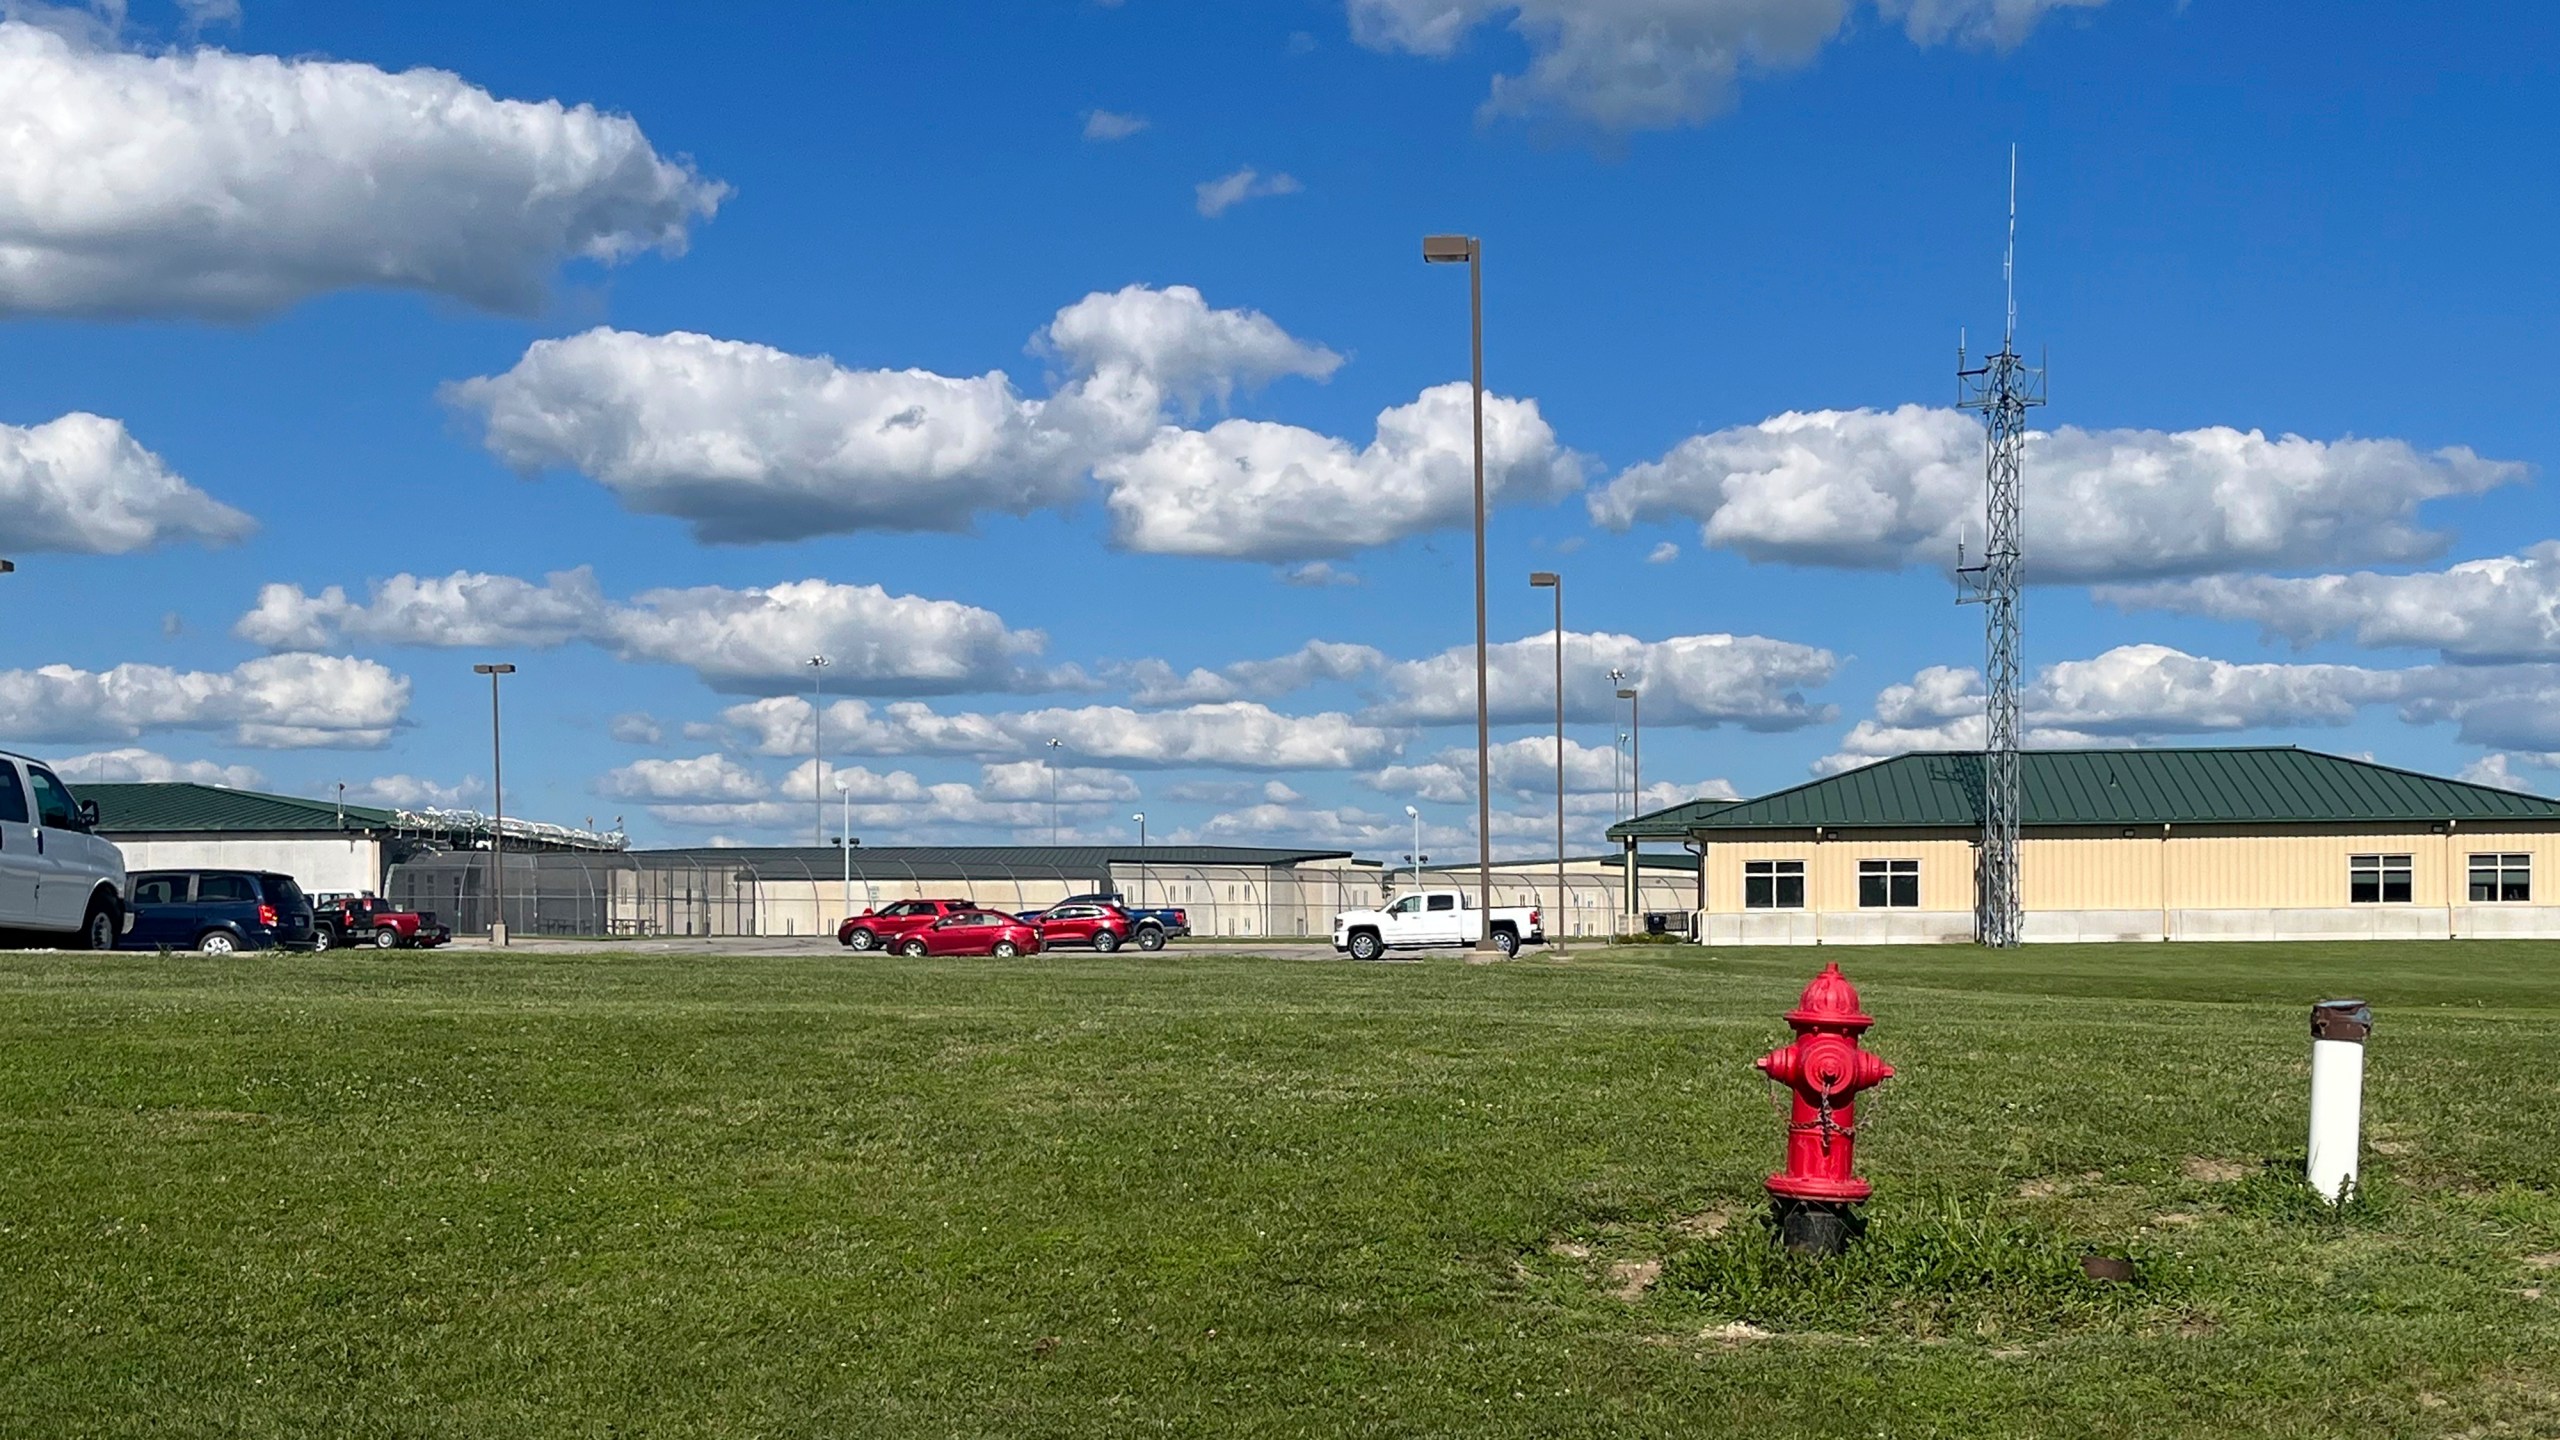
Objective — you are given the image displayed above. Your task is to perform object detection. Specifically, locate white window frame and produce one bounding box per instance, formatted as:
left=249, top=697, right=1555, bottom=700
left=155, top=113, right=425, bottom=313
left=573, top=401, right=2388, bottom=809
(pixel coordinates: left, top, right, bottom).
left=2350, top=853, right=2414, bottom=905
left=2468, top=853, right=2531, bottom=904
left=1857, top=859, right=1921, bottom=910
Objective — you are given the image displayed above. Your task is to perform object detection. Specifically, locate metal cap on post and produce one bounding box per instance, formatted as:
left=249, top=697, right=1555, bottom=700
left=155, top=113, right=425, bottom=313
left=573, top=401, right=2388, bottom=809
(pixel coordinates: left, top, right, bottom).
left=2307, top=998, right=2372, bottom=1203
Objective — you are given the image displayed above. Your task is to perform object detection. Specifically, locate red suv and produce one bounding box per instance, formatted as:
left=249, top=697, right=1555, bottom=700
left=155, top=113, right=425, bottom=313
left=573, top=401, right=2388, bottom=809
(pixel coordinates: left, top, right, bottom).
left=839, top=899, right=981, bottom=952
left=1031, top=902, right=1153, bottom=953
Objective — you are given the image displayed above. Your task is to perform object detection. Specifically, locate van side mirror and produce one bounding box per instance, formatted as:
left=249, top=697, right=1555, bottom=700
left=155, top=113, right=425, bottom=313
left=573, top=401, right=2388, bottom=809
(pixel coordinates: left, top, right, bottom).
left=77, top=799, right=100, bottom=830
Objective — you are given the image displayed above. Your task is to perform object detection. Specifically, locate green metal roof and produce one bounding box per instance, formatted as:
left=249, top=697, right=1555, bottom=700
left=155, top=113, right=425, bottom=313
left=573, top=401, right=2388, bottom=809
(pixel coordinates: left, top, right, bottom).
left=1681, top=748, right=2560, bottom=832
left=1606, top=795, right=1746, bottom=841
left=77, top=782, right=396, bottom=834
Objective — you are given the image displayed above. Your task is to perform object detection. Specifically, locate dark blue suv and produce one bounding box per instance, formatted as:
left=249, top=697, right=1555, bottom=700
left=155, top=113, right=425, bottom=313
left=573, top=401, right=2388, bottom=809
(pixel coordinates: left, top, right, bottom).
left=123, top=870, right=318, bottom=954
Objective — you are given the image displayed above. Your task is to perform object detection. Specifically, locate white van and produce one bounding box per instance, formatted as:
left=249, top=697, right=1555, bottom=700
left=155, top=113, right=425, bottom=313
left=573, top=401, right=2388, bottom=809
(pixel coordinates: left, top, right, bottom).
left=0, top=749, right=128, bottom=949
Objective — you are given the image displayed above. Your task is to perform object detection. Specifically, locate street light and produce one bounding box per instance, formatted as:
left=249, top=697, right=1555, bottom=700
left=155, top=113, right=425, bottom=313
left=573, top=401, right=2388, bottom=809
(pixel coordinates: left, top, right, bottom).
left=1404, top=804, right=1423, bottom=892
left=1046, top=738, right=1064, bottom=844
left=805, top=655, right=831, bottom=848
left=835, top=776, right=855, bottom=921
left=472, top=663, right=516, bottom=945
left=1132, top=811, right=1147, bottom=907
left=1424, top=231, right=1497, bottom=953
left=1530, top=571, right=1566, bottom=955
left=0, top=559, right=14, bottom=574
left=1618, top=682, right=1642, bottom=929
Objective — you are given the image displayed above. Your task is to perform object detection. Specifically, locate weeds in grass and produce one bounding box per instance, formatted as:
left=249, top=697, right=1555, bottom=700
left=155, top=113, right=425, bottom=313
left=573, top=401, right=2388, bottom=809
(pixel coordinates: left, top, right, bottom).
left=2220, top=1161, right=2399, bottom=1227
left=1661, top=1192, right=2185, bottom=1339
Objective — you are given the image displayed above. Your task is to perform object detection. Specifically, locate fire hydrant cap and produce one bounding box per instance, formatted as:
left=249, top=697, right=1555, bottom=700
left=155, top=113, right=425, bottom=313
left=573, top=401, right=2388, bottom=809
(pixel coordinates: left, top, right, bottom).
left=1785, top=961, right=1875, bottom=1031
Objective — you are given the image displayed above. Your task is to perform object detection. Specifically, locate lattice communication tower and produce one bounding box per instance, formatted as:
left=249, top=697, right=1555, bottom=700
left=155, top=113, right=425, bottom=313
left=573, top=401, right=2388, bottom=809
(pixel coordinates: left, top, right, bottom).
left=1955, top=149, right=2046, bottom=950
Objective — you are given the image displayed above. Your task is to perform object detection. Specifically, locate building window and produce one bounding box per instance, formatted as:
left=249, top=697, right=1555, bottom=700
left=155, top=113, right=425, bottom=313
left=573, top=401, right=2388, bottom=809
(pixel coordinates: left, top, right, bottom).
left=1858, top=859, right=1921, bottom=909
left=2469, top=853, right=2531, bottom=903
left=1744, top=860, right=1805, bottom=910
left=2350, top=854, right=2414, bottom=905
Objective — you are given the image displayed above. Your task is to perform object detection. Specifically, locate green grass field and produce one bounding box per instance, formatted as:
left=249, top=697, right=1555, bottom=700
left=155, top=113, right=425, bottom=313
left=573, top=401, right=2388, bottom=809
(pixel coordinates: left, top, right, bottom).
left=5, top=943, right=2557, bottom=1438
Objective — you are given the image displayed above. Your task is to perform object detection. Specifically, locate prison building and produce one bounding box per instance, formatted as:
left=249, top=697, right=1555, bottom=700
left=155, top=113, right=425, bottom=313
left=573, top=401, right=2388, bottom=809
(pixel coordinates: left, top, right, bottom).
left=1643, top=747, right=2560, bottom=945
left=76, top=781, right=621, bottom=897
left=384, top=844, right=1384, bottom=940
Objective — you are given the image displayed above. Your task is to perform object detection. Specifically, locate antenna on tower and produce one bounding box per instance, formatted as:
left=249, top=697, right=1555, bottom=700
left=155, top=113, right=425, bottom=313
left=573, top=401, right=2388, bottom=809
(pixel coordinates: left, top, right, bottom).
left=1954, top=145, right=2047, bottom=951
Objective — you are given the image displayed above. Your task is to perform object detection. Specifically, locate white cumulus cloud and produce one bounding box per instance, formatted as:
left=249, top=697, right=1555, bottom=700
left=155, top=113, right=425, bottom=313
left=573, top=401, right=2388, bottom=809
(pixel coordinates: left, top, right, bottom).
left=50, top=747, right=261, bottom=787
left=446, top=284, right=1345, bottom=546
left=718, top=696, right=1402, bottom=772
left=2103, top=543, right=2560, bottom=663
left=0, top=412, right=252, bottom=553
left=1346, top=0, right=2103, bottom=133
left=1592, top=405, right=2526, bottom=583
left=236, top=570, right=1068, bottom=698
left=1370, top=629, right=1839, bottom=730
left=1099, top=383, right=1583, bottom=560
left=1195, top=166, right=1301, bottom=217
left=0, top=20, right=723, bottom=318
left=0, top=653, right=408, bottom=748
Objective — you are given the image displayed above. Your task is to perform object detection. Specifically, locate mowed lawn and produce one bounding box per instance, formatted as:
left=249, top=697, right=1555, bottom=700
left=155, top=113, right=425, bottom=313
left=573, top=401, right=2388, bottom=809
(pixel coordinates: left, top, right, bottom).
left=4, top=943, right=2558, bottom=1438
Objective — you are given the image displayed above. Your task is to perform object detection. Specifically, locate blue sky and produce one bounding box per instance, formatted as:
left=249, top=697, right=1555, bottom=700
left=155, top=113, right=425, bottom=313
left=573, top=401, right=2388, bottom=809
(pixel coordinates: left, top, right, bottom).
left=3, top=0, right=2557, bottom=856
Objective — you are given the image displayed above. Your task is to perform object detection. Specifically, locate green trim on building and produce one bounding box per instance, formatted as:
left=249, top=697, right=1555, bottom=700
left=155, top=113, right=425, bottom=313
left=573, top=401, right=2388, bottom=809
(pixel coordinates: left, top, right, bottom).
left=1681, top=747, right=2560, bottom=834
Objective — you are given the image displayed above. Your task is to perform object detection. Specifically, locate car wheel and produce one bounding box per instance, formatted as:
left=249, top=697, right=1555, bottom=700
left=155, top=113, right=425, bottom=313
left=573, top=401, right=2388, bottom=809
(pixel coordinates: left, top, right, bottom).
left=197, top=930, right=238, bottom=957
left=845, top=929, right=877, bottom=952
left=372, top=928, right=401, bottom=949
left=1493, top=928, right=1520, bottom=958
left=1347, top=931, right=1381, bottom=961
left=80, top=898, right=118, bottom=952
left=992, top=940, right=1019, bottom=958
left=899, top=938, right=928, bottom=957
left=1136, top=927, right=1166, bottom=952
left=1092, top=929, right=1121, bottom=953
left=310, top=926, right=334, bottom=953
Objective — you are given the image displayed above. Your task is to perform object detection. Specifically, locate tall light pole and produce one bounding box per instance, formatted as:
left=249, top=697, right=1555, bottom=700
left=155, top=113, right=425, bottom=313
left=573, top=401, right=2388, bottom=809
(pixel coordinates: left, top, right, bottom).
left=1046, top=738, right=1063, bottom=844
left=1424, top=231, right=1496, bottom=952
left=1404, top=804, right=1423, bottom=891
left=805, top=655, right=831, bottom=847
left=835, top=776, right=854, bottom=920
left=1530, top=572, right=1566, bottom=954
left=1132, top=811, right=1147, bottom=907
left=1617, top=682, right=1642, bottom=929
left=473, top=663, right=516, bottom=944
left=1606, top=667, right=1628, bottom=820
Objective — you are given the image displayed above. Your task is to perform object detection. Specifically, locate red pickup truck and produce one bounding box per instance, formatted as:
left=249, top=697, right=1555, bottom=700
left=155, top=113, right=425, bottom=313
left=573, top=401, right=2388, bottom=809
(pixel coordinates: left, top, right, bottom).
left=838, top=898, right=985, bottom=952
left=313, top=895, right=452, bottom=951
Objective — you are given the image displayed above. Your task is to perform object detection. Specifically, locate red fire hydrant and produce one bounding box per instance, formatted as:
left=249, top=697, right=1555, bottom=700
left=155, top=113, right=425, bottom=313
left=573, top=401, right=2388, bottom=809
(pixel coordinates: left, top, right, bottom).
left=1754, top=962, right=1893, bottom=1253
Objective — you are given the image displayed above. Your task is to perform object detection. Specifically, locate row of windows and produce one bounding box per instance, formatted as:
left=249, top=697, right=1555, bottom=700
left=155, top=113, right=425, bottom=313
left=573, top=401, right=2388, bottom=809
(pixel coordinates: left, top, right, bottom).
left=1744, top=860, right=1918, bottom=911
left=1739, top=853, right=2538, bottom=910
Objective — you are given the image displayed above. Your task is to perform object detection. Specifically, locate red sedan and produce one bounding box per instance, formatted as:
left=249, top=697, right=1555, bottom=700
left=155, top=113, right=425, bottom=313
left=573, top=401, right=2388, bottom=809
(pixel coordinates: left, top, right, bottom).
left=897, top=910, right=1043, bottom=958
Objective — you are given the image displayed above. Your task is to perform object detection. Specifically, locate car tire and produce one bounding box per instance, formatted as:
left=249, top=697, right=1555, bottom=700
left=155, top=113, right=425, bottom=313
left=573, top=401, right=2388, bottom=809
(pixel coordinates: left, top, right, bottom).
left=992, top=940, right=1020, bottom=958
left=80, top=897, right=118, bottom=952
left=899, top=938, right=928, bottom=957
left=1136, top=927, right=1166, bottom=952
left=1347, top=931, right=1382, bottom=962
left=372, top=928, right=401, bottom=950
left=1092, top=929, right=1121, bottom=953
left=1493, top=928, right=1520, bottom=958
left=845, top=929, right=877, bottom=952
left=197, top=930, right=238, bottom=957
left=310, top=926, right=335, bottom=953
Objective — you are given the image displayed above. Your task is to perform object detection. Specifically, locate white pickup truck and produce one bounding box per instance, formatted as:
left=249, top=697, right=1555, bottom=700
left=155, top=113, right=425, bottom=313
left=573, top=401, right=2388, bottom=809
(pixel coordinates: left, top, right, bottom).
left=1333, top=889, right=1545, bottom=960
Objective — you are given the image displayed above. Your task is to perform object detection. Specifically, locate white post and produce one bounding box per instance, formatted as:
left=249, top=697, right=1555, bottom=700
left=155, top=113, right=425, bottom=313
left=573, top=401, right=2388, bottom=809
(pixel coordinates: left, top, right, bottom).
left=2307, top=999, right=2371, bottom=1202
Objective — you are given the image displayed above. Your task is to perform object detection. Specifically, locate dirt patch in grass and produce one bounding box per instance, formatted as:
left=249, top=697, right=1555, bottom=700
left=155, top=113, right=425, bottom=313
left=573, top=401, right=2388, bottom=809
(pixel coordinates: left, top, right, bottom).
left=1548, top=1239, right=1592, bottom=1260
left=1674, top=1206, right=1739, bottom=1239
left=2182, top=1157, right=2251, bottom=1184
left=2524, top=1253, right=2560, bottom=1271
left=1609, top=1258, right=1662, bottom=1300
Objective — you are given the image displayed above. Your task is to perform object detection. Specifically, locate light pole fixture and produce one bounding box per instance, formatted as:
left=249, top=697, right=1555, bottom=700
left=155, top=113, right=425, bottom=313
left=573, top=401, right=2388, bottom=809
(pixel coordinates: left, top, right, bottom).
left=835, top=776, right=855, bottom=921
left=1617, top=684, right=1642, bottom=817
left=1404, top=804, right=1423, bottom=892
left=472, top=663, right=517, bottom=944
left=1132, top=811, right=1147, bottom=907
left=805, top=655, right=831, bottom=848
left=1530, top=571, right=1566, bottom=955
left=1046, top=738, right=1064, bottom=845
left=0, top=559, right=15, bottom=574
left=1618, top=682, right=1643, bottom=928
left=1424, top=230, right=1497, bottom=952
